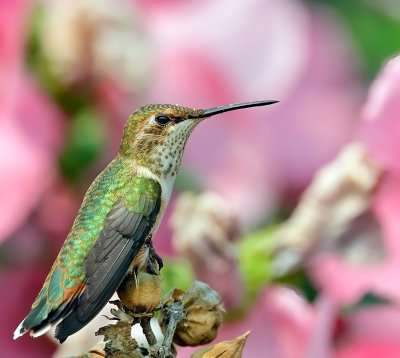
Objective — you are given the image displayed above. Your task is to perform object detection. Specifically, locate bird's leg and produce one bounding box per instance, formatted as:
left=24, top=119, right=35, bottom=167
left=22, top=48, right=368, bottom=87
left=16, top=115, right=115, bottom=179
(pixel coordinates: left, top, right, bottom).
left=109, top=299, right=125, bottom=311
left=147, top=240, right=163, bottom=273
left=133, top=266, right=139, bottom=288
left=108, top=300, right=135, bottom=324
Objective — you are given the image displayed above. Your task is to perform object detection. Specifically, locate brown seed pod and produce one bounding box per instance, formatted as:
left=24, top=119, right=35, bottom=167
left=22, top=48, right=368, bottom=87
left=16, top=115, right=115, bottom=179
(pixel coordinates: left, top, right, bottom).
left=159, top=281, right=224, bottom=347
left=117, top=268, right=163, bottom=313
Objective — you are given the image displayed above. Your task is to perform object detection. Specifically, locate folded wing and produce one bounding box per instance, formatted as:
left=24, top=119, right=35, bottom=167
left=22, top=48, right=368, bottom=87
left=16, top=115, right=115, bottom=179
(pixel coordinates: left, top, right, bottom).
left=55, top=193, right=161, bottom=342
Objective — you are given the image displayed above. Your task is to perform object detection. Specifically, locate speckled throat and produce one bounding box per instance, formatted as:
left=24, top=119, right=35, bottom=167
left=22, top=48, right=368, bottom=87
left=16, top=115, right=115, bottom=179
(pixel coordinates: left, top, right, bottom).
left=149, top=118, right=200, bottom=179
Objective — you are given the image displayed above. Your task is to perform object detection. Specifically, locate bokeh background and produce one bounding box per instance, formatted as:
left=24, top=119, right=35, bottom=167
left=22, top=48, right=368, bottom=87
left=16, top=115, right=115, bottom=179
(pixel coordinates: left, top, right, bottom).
left=2, top=0, right=400, bottom=357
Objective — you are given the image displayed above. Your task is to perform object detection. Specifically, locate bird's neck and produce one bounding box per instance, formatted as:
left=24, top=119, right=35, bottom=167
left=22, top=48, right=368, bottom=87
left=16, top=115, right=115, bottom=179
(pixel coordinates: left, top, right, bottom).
left=131, top=156, right=180, bottom=216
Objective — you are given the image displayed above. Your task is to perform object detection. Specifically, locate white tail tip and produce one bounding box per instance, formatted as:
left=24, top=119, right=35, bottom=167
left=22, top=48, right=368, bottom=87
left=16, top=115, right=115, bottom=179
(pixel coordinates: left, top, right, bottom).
left=13, top=320, right=53, bottom=339
left=13, top=321, right=25, bottom=340
left=29, top=323, right=52, bottom=338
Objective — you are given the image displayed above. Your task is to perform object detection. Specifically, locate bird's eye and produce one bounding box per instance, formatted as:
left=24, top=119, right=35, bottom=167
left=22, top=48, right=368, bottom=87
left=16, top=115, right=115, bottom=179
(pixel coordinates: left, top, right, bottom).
left=155, top=114, right=171, bottom=126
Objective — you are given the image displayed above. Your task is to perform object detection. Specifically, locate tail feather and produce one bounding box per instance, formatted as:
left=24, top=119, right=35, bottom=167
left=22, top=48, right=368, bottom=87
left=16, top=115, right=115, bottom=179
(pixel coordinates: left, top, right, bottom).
left=13, top=320, right=53, bottom=340
left=14, top=290, right=80, bottom=341
left=13, top=321, right=26, bottom=340
left=54, top=246, right=136, bottom=342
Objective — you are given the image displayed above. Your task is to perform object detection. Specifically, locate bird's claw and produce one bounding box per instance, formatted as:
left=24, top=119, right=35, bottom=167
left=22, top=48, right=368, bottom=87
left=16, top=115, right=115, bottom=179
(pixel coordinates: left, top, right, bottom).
left=110, top=307, right=134, bottom=323
left=109, top=299, right=124, bottom=310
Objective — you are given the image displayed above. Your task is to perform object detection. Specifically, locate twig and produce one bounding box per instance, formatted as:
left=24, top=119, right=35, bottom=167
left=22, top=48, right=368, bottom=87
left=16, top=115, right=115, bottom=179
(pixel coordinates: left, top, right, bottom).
left=141, top=317, right=157, bottom=346
left=157, top=301, right=186, bottom=358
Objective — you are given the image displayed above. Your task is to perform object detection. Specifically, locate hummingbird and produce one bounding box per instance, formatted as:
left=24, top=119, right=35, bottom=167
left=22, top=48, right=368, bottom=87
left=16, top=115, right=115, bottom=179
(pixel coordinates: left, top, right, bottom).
left=14, top=100, right=278, bottom=343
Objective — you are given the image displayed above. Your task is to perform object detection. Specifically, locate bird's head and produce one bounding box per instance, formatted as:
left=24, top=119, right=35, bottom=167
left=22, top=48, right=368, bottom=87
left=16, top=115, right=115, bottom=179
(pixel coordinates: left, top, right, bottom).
left=119, top=100, right=278, bottom=177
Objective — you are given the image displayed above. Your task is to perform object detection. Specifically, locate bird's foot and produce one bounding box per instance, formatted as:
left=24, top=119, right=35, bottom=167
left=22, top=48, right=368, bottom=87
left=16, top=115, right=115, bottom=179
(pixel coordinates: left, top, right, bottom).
left=152, top=251, right=164, bottom=271
left=110, top=299, right=125, bottom=310
left=108, top=299, right=138, bottom=324
left=109, top=307, right=134, bottom=324
left=147, top=241, right=164, bottom=272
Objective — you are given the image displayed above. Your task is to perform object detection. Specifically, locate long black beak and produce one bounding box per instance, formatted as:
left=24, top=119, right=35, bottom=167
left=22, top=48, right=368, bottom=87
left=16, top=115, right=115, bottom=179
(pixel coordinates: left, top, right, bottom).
left=189, top=100, right=279, bottom=119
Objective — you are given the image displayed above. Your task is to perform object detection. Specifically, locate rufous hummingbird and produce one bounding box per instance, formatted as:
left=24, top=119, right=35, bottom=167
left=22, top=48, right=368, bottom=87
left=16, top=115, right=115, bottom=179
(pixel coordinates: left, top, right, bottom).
left=14, top=100, right=278, bottom=343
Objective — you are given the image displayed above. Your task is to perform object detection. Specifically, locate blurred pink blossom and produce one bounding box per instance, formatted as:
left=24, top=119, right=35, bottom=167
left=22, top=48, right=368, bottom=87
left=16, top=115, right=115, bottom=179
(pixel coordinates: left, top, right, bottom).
left=360, top=55, right=400, bottom=175
left=0, top=80, right=65, bottom=243
left=0, top=0, right=65, bottom=243
left=334, top=306, right=400, bottom=358
left=310, top=55, right=400, bottom=305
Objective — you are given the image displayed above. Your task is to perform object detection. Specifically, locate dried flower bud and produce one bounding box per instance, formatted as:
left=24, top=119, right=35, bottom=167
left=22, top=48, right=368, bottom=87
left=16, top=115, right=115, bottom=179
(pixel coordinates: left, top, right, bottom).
left=159, top=281, right=224, bottom=347
left=170, top=191, right=242, bottom=307
left=191, top=331, right=250, bottom=358
left=117, top=260, right=163, bottom=313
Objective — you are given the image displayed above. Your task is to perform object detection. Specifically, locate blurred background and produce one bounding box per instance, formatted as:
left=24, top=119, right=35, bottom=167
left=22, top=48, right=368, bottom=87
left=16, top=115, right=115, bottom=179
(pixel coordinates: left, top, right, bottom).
left=2, top=0, right=400, bottom=357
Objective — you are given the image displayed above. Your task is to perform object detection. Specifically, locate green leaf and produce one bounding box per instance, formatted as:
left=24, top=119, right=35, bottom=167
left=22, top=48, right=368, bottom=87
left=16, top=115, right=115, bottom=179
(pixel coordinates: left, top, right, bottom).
left=276, top=267, right=318, bottom=303
left=161, top=259, right=194, bottom=293
left=342, top=292, right=391, bottom=315
left=238, top=226, right=277, bottom=301
left=59, top=110, right=105, bottom=181
left=308, top=0, right=400, bottom=78
left=238, top=225, right=318, bottom=304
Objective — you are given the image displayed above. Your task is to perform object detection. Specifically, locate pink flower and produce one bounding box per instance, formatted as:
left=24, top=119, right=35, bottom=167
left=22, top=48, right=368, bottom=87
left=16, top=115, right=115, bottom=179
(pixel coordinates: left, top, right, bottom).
left=310, top=55, right=400, bottom=305
left=334, top=305, right=400, bottom=358
left=0, top=79, right=65, bottom=241
left=0, top=0, right=65, bottom=243
left=360, top=56, right=400, bottom=175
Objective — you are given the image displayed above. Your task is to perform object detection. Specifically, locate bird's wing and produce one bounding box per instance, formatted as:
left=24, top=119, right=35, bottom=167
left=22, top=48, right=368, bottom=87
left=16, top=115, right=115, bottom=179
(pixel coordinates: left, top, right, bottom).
left=55, top=187, right=161, bottom=342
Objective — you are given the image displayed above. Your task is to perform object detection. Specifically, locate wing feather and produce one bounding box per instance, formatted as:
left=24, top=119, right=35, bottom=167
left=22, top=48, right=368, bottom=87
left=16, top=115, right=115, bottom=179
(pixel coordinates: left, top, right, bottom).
left=54, top=190, right=161, bottom=342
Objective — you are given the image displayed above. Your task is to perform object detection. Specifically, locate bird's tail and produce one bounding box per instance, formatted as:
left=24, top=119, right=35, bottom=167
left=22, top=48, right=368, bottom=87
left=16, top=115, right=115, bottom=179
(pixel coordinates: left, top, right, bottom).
left=13, top=283, right=82, bottom=341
